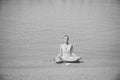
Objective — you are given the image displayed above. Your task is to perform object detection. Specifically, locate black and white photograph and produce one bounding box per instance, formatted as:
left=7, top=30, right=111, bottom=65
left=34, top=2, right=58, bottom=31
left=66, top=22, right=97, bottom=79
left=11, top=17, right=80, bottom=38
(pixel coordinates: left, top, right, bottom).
left=0, top=0, right=120, bottom=80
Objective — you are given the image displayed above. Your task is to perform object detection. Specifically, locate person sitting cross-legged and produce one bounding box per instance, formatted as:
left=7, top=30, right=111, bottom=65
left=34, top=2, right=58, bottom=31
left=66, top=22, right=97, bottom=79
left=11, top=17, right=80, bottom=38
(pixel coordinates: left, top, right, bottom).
left=54, top=35, right=81, bottom=63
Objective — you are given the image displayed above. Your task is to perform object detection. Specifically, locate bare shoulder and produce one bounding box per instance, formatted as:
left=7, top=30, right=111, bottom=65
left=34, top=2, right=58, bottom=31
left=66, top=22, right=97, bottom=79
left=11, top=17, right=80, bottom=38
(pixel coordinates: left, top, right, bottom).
left=60, top=43, right=73, bottom=47
left=70, top=44, right=73, bottom=46
left=60, top=44, right=64, bottom=48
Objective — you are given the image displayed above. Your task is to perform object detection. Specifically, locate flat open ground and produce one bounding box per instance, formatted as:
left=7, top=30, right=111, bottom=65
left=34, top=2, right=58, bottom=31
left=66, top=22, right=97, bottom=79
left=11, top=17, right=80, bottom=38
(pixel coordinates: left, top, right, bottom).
left=0, top=0, right=120, bottom=80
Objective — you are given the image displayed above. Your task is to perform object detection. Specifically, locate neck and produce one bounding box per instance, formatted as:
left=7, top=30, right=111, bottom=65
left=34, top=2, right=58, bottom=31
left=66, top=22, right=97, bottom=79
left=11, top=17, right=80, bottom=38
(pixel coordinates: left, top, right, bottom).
left=65, top=42, right=69, bottom=45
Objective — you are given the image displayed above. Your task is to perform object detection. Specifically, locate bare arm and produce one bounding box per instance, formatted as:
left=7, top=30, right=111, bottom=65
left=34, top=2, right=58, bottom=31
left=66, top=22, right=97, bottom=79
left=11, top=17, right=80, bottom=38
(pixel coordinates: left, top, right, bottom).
left=71, top=45, right=78, bottom=57
left=55, top=46, right=62, bottom=59
left=70, top=44, right=74, bottom=53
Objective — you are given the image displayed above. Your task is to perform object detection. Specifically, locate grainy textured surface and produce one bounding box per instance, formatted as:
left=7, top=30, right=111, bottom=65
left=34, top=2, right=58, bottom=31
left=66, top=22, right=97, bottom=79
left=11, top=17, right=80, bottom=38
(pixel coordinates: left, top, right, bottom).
left=0, top=0, right=120, bottom=80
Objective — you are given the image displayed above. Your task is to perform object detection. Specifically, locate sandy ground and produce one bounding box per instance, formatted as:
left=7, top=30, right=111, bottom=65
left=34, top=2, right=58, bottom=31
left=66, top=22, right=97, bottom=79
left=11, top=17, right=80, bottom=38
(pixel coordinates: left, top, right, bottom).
left=0, top=0, right=120, bottom=80
left=0, top=57, right=120, bottom=80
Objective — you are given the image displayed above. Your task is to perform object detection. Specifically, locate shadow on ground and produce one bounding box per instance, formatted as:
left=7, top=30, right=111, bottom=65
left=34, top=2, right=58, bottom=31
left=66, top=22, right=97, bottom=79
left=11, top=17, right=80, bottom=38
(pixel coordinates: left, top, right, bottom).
left=115, top=73, right=120, bottom=80
left=0, top=73, right=4, bottom=80
left=56, top=60, right=84, bottom=64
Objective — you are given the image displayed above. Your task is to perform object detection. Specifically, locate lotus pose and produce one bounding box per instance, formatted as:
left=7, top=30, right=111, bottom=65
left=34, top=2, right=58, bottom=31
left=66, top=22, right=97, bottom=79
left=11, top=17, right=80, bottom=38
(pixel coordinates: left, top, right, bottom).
left=54, top=35, right=81, bottom=63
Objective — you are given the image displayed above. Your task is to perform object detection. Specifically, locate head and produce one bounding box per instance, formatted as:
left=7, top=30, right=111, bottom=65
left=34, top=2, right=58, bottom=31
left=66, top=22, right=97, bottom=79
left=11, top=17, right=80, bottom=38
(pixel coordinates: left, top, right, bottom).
left=63, top=35, right=69, bottom=44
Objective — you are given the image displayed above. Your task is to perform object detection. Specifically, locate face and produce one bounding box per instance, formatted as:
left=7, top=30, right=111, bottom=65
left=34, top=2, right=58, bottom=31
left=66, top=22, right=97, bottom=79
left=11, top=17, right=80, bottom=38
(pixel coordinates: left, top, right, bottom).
left=63, top=36, right=69, bottom=43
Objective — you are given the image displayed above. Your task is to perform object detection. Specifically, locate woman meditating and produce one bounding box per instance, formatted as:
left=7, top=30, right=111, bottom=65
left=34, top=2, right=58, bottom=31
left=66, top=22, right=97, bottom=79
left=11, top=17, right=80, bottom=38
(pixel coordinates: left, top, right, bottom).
left=54, top=35, right=81, bottom=63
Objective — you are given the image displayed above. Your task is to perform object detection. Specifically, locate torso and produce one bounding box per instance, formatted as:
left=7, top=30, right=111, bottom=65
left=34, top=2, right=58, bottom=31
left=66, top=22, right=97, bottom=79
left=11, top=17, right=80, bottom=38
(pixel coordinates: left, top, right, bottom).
left=60, top=43, right=72, bottom=58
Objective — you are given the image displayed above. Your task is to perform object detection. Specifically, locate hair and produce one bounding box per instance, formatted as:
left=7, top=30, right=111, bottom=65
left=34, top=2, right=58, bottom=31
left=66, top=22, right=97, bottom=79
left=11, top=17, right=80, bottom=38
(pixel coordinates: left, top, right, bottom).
left=64, top=35, right=69, bottom=39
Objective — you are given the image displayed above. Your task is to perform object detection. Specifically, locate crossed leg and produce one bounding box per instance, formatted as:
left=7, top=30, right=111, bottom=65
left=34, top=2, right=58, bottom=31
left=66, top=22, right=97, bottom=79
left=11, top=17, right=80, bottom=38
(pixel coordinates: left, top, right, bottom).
left=54, top=56, right=81, bottom=63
